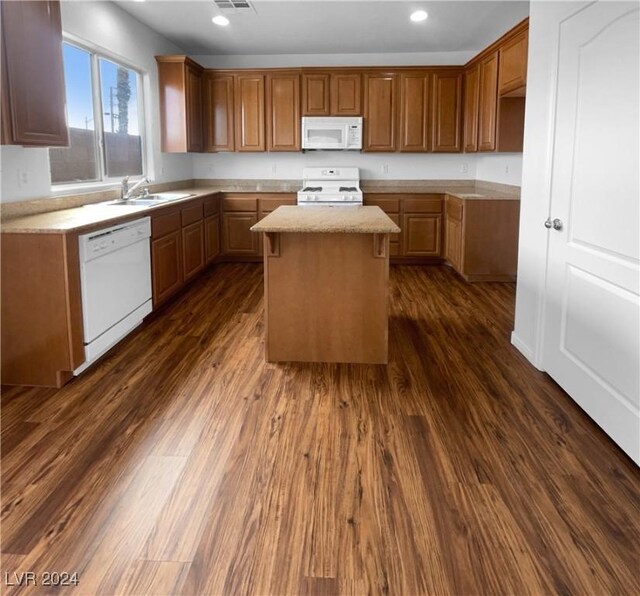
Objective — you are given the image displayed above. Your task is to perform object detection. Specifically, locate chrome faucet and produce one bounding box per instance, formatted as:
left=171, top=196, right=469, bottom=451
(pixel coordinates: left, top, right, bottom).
left=121, top=176, right=150, bottom=200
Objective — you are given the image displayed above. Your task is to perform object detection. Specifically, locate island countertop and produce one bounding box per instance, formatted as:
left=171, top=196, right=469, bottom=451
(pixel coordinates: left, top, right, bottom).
left=251, top=206, right=401, bottom=234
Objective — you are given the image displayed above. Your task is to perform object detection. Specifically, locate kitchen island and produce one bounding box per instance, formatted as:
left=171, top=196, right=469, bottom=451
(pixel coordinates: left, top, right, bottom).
left=251, top=206, right=400, bottom=364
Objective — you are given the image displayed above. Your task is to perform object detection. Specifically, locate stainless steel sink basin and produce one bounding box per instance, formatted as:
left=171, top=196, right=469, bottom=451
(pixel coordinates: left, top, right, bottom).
left=96, top=192, right=195, bottom=207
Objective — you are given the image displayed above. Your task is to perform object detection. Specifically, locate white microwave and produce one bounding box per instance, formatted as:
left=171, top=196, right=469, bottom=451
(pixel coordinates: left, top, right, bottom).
left=301, top=117, right=363, bottom=150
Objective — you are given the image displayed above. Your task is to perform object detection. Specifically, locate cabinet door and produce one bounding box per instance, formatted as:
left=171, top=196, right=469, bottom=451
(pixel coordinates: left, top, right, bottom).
left=235, top=74, right=265, bottom=151
left=0, top=0, right=68, bottom=146
left=186, top=64, right=204, bottom=152
left=445, top=216, right=463, bottom=271
left=363, top=74, right=397, bottom=152
left=205, top=214, right=220, bottom=263
left=463, top=65, right=479, bottom=152
left=222, top=213, right=259, bottom=255
left=266, top=73, right=300, bottom=151
left=498, top=29, right=528, bottom=95
left=331, top=73, right=361, bottom=115
left=302, top=73, right=330, bottom=116
left=398, top=73, right=430, bottom=152
left=182, top=221, right=205, bottom=281
left=152, top=231, right=183, bottom=306
left=204, top=74, right=234, bottom=152
left=402, top=214, right=442, bottom=256
left=431, top=71, right=462, bottom=153
left=478, top=52, right=499, bottom=152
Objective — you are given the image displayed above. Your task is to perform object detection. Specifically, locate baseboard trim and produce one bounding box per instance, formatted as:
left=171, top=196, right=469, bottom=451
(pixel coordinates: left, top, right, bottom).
left=511, top=331, right=543, bottom=370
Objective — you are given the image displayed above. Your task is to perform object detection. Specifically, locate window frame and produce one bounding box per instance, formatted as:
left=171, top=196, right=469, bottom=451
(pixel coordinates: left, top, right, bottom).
left=51, top=35, right=148, bottom=191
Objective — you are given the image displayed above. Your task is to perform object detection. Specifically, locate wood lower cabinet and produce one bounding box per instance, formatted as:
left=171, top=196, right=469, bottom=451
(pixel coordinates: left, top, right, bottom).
left=398, top=73, right=430, bottom=152
left=403, top=214, right=442, bottom=256
left=1, top=0, right=68, bottom=147
left=156, top=56, right=204, bottom=153
left=463, top=65, right=480, bottom=152
left=152, top=230, right=183, bottom=306
left=363, top=73, right=397, bottom=152
left=235, top=73, right=265, bottom=151
left=266, top=72, right=300, bottom=151
left=204, top=73, right=235, bottom=152
left=223, top=213, right=259, bottom=255
left=444, top=194, right=520, bottom=281
left=205, top=214, right=221, bottom=263
left=182, top=221, right=205, bottom=281
left=431, top=71, right=463, bottom=152
left=478, top=52, right=499, bottom=152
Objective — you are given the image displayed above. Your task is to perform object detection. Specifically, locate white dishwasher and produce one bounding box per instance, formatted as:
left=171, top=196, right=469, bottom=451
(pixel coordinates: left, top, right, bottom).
left=74, top=217, right=153, bottom=375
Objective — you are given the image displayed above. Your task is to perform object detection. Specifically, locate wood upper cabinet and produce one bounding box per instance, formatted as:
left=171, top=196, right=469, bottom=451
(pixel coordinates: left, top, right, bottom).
left=156, top=56, right=204, bottom=153
left=431, top=71, right=463, bottom=152
left=266, top=72, right=300, bottom=151
left=204, top=73, right=235, bottom=152
left=463, top=65, right=480, bottom=152
left=234, top=73, right=266, bottom=152
left=498, top=29, right=528, bottom=96
left=363, top=73, right=397, bottom=152
left=478, top=52, right=499, bottom=152
left=302, top=72, right=362, bottom=116
left=1, top=0, right=68, bottom=147
left=331, top=73, right=362, bottom=115
left=302, top=73, right=330, bottom=116
left=398, top=73, right=430, bottom=152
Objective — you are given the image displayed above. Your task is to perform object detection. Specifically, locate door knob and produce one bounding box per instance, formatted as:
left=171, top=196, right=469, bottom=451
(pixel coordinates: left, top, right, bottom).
left=544, top=218, right=563, bottom=230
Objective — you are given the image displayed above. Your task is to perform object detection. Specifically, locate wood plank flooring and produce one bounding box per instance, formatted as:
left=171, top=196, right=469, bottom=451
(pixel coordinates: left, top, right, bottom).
left=1, top=263, right=639, bottom=595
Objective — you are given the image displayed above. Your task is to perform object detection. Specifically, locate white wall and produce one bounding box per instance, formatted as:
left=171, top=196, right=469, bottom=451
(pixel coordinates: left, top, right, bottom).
left=511, top=1, right=589, bottom=366
left=193, top=51, right=477, bottom=69
left=475, top=153, right=523, bottom=186
left=0, top=0, right=191, bottom=203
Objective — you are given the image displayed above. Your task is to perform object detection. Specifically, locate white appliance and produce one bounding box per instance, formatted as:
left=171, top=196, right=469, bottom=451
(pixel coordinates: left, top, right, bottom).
left=75, top=217, right=153, bottom=375
left=301, top=117, right=363, bottom=150
left=297, top=167, right=363, bottom=207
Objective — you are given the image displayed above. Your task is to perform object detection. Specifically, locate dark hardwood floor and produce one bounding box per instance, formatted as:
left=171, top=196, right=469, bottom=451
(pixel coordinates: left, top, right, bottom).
left=1, top=263, right=639, bottom=595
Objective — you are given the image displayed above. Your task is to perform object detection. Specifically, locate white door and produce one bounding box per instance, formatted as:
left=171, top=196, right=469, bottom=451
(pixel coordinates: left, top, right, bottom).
left=542, top=2, right=640, bottom=464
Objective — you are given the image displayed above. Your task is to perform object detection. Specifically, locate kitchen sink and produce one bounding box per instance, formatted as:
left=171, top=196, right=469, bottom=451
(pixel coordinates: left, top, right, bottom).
left=94, top=192, right=195, bottom=207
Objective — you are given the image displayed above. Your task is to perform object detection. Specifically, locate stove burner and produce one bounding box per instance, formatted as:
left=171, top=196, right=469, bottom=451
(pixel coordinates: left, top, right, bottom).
left=339, top=186, right=358, bottom=192
left=302, top=186, right=322, bottom=192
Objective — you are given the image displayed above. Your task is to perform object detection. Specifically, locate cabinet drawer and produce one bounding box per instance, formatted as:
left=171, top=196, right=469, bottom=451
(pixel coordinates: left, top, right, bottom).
left=181, top=201, right=204, bottom=226
left=204, top=195, right=220, bottom=216
left=222, top=196, right=258, bottom=212
left=446, top=196, right=464, bottom=221
left=364, top=196, right=400, bottom=213
left=404, top=196, right=443, bottom=213
left=152, top=210, right=181, bottom=239
left=259, top=196, right=296, bottom=213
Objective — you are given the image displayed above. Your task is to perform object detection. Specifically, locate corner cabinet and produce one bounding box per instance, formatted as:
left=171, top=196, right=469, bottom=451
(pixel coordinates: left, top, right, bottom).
left=431, top=71, right=463, bottom=153
left=156, top=56, right=204, bottom=153
left=1, top=0, right=68, bottom=147
left=478, top=52, right=499, bottom=152
left=363, top=73, right=398, bottom=152
left=204, top=73, right=235, bottom=152
left=463, top=65, right=480, bottom=152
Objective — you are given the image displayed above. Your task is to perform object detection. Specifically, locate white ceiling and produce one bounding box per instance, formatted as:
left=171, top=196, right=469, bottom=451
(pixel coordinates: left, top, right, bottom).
left=114, top=0, right=530, bottom=56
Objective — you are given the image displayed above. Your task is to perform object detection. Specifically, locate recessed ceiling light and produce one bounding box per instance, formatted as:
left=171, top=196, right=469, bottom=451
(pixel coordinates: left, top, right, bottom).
left=410, top=10, right=428, bottom=23
left=212, top=15, right=230, bottom=26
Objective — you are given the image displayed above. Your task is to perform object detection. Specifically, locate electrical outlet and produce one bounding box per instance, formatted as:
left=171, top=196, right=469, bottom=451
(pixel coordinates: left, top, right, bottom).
left=17, top=169, right=28, bottom=187
left=461, top=162, right=469, bottom=174
left=505, top=165, right=510, bottom=174
left=382, top=164, right=389, bottom=174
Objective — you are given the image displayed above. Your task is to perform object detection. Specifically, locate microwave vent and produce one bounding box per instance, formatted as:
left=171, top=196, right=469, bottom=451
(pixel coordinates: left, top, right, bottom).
left=213, top=0, right=256, bottom=13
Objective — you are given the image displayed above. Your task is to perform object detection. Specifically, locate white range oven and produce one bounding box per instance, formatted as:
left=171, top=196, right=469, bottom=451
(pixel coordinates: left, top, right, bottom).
left=301, top=117, right=363, bottom=150
left=297, top=167, right=363, bottom=207
left=74, top=217, right=152, bottom=375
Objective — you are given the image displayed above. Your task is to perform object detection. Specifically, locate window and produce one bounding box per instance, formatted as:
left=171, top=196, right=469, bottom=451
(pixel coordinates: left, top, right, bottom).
left=50, top=42, right=145, bottom=186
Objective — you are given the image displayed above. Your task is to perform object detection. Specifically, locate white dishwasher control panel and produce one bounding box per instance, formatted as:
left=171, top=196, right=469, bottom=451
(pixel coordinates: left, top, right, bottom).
left=79, top=217, right=151, bottom=262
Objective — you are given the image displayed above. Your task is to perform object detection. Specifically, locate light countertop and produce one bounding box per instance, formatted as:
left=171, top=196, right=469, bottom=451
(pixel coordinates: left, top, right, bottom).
left=251, top=206, right=401, bottom=234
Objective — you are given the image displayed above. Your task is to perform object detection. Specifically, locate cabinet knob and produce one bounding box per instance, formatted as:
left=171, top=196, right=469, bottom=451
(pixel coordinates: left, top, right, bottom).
left=544, top=218, right=563, bottom=230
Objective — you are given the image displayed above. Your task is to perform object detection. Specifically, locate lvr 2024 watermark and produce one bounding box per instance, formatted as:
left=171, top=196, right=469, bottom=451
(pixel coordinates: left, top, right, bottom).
left=4, top=571, right=80, bottom=587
